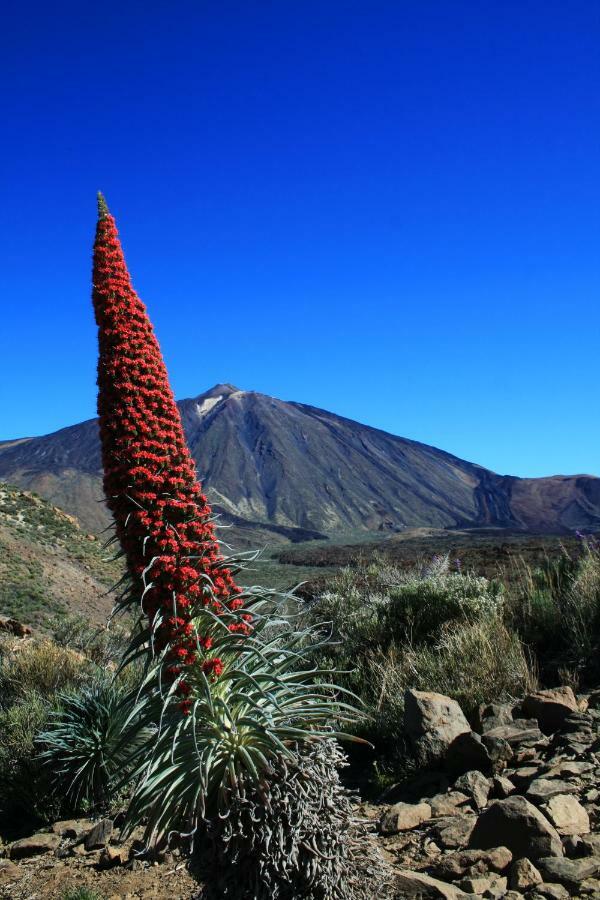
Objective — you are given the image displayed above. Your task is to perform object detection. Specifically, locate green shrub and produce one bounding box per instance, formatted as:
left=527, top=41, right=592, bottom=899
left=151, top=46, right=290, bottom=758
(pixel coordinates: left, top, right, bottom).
left=0, top=639, right=91, bottom=710
left=0, top=557, right=65, bottom=624
left=371, top=616, right=535, bottom=719
left=62, top=888, right=105, bottom=900
left=51, top=613, right=130, bottom=668
left=305, top=555, right=535, bottom=779
left=340, top=614, right=535, bottom=775
left=387, top=563, right=502, bottom=645
left=307, top=555, right=506, bottom=699
left=0, top=639, right=96, bottom=832
left=0, top=638, right=121, bottom=834
left=314, top=554, right=503, bottom=657
left=0, top=692, right=59, bottom=831
left=506, top=542, right=600, bottom=683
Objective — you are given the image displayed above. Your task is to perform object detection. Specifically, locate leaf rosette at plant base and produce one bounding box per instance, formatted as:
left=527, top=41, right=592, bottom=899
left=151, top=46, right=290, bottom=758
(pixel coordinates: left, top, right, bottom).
left=119, top=595, right=363, bottom=842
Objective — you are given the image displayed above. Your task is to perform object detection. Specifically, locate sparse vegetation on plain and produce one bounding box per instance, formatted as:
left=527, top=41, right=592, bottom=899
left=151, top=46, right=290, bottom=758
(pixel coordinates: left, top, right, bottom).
left=301, top=542, right=600, bottom=784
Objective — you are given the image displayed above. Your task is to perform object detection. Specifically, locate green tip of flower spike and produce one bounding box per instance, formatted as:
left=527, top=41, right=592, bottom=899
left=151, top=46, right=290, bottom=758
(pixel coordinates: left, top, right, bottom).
left=97, top=192, right=110, bottom=219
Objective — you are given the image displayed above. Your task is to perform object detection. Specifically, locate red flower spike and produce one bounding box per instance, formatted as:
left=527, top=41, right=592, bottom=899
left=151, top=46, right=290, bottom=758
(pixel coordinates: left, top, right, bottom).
left=92, top=193, right=245, bottom=695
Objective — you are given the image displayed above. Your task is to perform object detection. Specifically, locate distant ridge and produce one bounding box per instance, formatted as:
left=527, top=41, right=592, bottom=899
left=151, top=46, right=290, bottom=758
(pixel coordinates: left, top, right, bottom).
left=0, top=385, right=599, bottom=539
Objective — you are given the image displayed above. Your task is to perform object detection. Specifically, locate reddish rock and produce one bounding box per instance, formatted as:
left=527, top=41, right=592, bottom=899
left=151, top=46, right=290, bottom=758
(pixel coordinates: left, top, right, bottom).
left=522, top=688, right=579, bottom=735
left=395, top=869, right=470, bottom=898
left=510, top=857, right=542, bottom=890
left=9, top=833, right=61, bottom=859
left=429, top=791, right=470, bottom=817
left=432, top=846, right=513, bottom=879
left=380, top=801, right=431, bottom=834
left=0, top=616, right=32, bottom=637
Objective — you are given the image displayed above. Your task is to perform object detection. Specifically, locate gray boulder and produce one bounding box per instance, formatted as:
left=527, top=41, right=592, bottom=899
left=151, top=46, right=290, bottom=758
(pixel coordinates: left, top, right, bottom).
left=404, top=690, right=470, bottom=768
left=454, top=771, right=491, bottom=810
left=476, top=702, right=514, bottom=733
left=445, top=730, right=494, bottom=775
left=431, top=814, right=477, bottom=850
left=84, top=817, right=113, bottom=850
left=469, top=796, right=563, bottom=860
left=525, top=778, right=577, bottom=804
left=529, top=884, right=569, bottom=899
left=484, top=719, right=544, bottom=748
left=492, top=775, right=516, bottom=799
left=457, top=874, right=507, bottom=897
left=428, top=791, right=470, bottom=818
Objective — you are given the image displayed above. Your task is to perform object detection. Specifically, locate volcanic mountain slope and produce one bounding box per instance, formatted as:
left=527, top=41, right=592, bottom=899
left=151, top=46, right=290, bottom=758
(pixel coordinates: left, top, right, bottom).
left=0, top=483, right=119, bottom=627
left=0, top=384, right=599, bottom=538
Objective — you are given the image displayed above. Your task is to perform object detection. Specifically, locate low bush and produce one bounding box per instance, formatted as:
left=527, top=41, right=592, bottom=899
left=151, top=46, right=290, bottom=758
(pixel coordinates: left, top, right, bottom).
left=307, top=554, right=509, bottom=690
left=365, top=616, right=535, bottom=737
left=0, top=638, right=97, bottom=832
left=506, top=540, right=600, bottom=684
left=346, top=615, right=534, bottom=778
left=62, top=888, right=105, bottom=900
left=51, top=614, right=130, bottom=669
left=0, top=691, right=59, bottom=830
left=314, top=554, right=503, bottom=656
left=305, top=555, right=536, bottom=780
left=0, top=639, right=91, bottom=710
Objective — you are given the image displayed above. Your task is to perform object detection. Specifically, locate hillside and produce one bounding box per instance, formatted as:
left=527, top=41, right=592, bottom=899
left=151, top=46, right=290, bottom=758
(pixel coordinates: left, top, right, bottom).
left=0, top=384, right=599, bottom=539
left=0, top=483, right=118, bottom=627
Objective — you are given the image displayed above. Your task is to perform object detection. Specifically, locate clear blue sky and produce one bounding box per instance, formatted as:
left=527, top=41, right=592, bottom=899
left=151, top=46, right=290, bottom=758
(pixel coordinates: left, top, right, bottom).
left=1, top=1, right=598, bottom=478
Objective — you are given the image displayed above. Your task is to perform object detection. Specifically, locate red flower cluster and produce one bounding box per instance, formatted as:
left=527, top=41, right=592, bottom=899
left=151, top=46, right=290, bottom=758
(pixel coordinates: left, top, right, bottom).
left=92, top=194, right=247, bottom=712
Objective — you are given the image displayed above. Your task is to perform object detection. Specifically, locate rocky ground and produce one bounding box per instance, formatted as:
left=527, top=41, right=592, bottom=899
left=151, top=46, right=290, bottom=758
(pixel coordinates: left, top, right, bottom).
left=0, top=819, right=198, bottom=899
left=2, top=685, right=600, bottom=898
left=370, top=685, right=600, bottom=898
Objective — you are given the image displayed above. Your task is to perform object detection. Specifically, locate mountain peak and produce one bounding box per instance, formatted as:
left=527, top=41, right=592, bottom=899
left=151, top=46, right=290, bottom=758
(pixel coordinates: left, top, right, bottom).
left=198, top=383, right=241, bottom=400
left=189, top=384, right=244, bottom=419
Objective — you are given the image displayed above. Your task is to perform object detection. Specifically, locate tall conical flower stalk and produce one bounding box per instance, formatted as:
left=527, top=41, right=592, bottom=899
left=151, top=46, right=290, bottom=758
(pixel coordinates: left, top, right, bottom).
left=92, top=194, right=246, bottom=712
left=89, top=200, right=382, bottom=898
